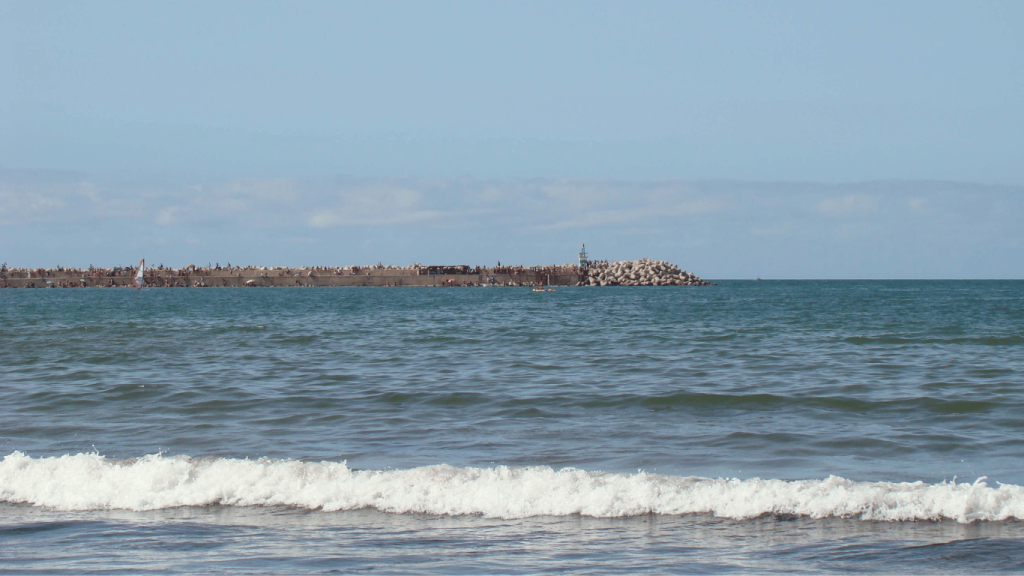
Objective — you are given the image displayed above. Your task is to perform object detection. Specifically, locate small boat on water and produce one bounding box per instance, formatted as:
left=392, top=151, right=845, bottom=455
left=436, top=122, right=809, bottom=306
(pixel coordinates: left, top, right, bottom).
left=535, top=273, right=556, bottom=292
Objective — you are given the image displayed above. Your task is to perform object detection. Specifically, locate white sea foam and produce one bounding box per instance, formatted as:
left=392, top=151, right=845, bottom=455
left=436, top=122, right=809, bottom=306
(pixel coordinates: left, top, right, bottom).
left=1, top=451, right=1021, bottom=522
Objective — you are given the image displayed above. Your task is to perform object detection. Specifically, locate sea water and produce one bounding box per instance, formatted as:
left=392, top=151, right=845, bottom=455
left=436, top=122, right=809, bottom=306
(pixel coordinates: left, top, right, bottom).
left=2, top=281, right=1023, bottom=573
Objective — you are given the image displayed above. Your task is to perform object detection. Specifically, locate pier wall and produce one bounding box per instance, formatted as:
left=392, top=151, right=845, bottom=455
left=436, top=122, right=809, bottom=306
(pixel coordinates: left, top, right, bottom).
left=1, top=270, right=583, bottom=289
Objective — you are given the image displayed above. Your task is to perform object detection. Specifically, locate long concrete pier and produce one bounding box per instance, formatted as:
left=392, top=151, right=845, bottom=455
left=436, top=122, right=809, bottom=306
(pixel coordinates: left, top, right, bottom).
left=0, top=266, right=584, bottom=289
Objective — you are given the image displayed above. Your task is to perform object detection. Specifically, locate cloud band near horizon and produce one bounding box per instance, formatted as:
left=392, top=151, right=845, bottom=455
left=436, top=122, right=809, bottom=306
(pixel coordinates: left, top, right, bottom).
left=1, top=170, right=1020, bottom=279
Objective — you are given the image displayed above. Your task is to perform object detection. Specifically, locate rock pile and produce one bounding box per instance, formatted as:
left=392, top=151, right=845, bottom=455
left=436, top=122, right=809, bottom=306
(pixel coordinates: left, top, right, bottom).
left=583, top=258, right=709, bottom=287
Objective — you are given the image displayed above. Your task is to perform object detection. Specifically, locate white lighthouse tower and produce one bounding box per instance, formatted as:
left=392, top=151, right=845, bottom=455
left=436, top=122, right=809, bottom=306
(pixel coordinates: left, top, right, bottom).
left=578, top=243, right=589, bottom=269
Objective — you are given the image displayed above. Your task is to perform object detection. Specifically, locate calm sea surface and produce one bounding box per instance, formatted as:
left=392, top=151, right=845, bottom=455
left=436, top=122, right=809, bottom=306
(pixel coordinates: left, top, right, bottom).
left=2, top=281, right=1024, bottom=573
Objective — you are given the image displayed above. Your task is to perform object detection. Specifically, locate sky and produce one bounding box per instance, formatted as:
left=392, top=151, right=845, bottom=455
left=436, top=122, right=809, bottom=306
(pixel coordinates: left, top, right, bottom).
left=1, top=1, right=1022, bottom=277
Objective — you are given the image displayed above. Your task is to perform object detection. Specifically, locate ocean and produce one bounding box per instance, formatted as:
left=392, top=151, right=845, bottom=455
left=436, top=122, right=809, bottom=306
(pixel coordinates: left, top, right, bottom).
left=2, top=281, right=1023, bottom=573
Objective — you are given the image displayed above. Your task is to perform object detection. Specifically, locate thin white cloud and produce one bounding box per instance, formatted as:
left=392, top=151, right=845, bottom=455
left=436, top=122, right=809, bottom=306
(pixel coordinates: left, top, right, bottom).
left=305, top=184, right=446, bottom=228
left=309, top=209, right=445, bottom=228
left=477, top=186, right=504, bottom=203
left=0, top=191, right=66, bottom=224
left=538, top=196, right=725, bottom=230
left=156, top=207, right=180, bottom=226
left=538, top=207, right=660, bottom=231
left=818, top=194, right=878, bottom=215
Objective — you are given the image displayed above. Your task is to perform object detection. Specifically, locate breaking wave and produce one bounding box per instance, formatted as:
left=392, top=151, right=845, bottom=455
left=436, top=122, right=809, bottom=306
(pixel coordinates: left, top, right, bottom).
left=2, top=451, right=1021, bottom=522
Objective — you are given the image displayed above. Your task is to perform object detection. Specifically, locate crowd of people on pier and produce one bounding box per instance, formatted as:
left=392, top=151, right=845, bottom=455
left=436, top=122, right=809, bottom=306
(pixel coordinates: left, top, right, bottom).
left=2, top=259, right=710, bottom=289
left=487, top=263, right=582, bottom=276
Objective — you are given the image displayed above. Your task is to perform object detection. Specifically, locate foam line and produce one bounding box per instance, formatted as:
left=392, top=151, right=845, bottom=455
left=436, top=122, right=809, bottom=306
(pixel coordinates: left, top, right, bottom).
left=1, top=452, right=1019, bottom=522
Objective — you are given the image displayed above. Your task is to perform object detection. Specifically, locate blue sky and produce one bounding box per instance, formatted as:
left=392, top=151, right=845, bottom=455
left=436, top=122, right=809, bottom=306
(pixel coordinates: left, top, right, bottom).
left=1, top=1, right=1022, bottom=276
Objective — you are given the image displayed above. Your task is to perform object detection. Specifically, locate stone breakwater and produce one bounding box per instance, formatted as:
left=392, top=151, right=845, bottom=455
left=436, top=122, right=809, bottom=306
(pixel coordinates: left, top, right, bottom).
left=0, top=260, right=710, bottom=288
left=584, top=259, right=710, bottom=286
